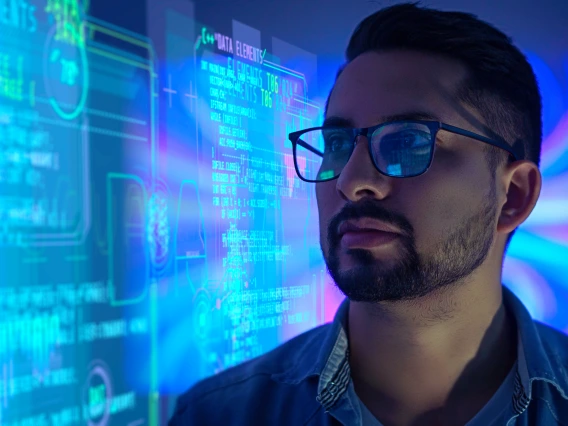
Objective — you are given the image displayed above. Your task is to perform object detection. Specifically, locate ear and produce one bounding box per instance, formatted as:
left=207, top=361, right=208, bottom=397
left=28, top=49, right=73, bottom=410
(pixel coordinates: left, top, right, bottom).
left=496, top=160, right=542, bottom=235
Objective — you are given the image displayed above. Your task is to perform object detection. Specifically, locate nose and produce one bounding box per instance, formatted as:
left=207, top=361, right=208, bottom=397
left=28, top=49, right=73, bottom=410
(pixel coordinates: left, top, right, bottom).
left=335, top=135, right=395, bottom=202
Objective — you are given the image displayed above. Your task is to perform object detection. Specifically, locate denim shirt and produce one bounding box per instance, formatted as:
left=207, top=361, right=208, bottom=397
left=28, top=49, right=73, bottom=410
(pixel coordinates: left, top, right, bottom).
left=170, top=286, right=568, bottom=425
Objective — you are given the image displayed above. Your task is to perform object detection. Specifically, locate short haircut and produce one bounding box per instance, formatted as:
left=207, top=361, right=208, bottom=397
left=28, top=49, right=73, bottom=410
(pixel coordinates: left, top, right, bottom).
left=325, top=2, right=542, bottom=250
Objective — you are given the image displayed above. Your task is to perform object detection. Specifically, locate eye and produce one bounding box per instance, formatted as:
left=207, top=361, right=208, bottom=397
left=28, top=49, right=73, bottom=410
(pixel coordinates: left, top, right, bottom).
left=375, top=128, right=433, bottom=161
left=398, top=130, right=430, bottom=148
left=379, top=130, right=431, bottom=152
left=331, top=138, right=345, bottom=152
left=324, top=130, right=352, bottom=153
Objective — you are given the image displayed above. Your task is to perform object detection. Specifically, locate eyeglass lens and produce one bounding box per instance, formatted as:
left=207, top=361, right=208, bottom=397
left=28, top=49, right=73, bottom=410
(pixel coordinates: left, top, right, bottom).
left=294, top=122, right=435, bottom=181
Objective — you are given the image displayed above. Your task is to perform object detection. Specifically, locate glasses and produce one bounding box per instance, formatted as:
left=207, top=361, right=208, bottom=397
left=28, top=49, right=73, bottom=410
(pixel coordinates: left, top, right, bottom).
left=288, top=120, right=520, bottom=182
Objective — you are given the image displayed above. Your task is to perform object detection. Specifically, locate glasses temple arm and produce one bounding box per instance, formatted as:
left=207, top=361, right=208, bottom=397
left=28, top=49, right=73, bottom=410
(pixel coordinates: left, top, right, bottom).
left=290, top=135, right=324, bottom=157
left=440, top=123, right=520, bottom=161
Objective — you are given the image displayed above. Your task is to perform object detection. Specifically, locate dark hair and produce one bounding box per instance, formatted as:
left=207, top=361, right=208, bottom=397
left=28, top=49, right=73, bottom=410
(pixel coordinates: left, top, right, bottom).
left=326, top=2, right=542, bottom=250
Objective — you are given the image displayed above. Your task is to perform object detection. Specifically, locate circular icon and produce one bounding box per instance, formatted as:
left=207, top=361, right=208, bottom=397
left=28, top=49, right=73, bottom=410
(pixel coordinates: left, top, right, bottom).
left=82, top=360, right=113, bottom=426
left=43, top=22, right=89, bottom=120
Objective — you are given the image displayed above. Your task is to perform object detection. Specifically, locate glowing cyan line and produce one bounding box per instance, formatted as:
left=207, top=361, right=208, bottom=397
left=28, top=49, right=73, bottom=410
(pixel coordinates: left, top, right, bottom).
left=86, top=46, right=150, bottom=71
left=263, top=59, right=304, bottom=78
left=163, top=74, right=177, bottom=108
left=293, top=96, right=320, bottom=110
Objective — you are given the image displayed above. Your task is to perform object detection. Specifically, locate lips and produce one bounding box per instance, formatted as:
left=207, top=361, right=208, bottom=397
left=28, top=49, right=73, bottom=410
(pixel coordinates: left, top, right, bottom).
left=337, top=219, right=402, bottom=249
left=337, top=219, right=402, bottom=237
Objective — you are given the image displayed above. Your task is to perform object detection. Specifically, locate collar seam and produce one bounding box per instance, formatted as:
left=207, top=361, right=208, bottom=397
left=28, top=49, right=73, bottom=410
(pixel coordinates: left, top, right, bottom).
left=528, top=376, right=568, bottom=401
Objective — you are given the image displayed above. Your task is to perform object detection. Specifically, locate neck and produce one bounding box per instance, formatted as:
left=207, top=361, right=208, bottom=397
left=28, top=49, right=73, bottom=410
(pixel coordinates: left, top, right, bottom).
left=348, top=277, right=517, bottom=425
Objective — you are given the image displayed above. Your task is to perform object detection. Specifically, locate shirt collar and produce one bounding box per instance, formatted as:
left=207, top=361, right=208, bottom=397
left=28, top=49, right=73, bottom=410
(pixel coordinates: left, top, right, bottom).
left=274, top=286, right=568, bottom=405
left=270, top=296, right=350, bottom=385
left=503, top=285, right=568, bottom=400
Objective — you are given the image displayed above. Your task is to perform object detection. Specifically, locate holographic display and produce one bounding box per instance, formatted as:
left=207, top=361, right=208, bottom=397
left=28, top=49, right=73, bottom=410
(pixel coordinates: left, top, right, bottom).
left=0, top=0, right=567, bottom=424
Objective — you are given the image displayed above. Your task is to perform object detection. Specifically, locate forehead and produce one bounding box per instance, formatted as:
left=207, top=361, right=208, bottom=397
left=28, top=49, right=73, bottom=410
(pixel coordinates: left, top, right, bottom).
left=327, top=50, right=469, bottom=127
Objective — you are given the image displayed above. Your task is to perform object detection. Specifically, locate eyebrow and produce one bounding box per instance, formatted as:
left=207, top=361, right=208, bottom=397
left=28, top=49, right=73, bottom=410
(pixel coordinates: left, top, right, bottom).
left=323, top=111, right=441, bottom=128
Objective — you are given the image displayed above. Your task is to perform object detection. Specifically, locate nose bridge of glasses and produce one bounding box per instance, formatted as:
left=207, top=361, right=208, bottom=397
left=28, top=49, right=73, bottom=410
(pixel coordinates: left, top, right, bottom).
left=353, top=128, right=370, bottom=147
left=345, top=126, right=368, bottom=154
left=345, top=130, right=374, bottom=170
left=336, top=129, right=393, bottom=199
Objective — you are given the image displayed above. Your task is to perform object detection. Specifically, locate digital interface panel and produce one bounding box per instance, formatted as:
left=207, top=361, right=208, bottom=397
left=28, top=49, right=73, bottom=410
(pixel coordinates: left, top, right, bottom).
left=0, top=0, right=567, bottom=424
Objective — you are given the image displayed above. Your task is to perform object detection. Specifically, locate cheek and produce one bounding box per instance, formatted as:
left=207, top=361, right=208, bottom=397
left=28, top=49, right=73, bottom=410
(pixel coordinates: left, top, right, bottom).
left=316, top=183, right=337, bottom=243
left=404, top=155, right=486, bottom=249
left=430, top=145, right=490, bottom=199
left=406, top=193, right=462, bottom=253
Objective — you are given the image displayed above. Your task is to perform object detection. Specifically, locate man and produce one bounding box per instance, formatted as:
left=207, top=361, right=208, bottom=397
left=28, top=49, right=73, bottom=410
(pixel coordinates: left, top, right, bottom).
left=170, top=3, right=568, bottom=425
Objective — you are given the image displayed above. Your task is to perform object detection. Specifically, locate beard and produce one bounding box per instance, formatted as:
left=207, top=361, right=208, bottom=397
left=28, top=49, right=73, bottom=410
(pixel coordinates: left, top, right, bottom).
left=322, top=185, right=497, bottom=303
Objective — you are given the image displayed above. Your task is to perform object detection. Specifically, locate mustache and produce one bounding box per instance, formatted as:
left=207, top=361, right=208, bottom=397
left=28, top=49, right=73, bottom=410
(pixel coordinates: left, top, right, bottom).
left=327, top=200, right=413, bottom=246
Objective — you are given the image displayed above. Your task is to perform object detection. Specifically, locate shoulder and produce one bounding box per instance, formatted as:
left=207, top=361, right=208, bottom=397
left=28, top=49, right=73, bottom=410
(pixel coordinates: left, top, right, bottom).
left=534, top=321, right=568, bottom=364
left=183, top=322, right=330, bottom=399
left=169, top=323, right=331, bottom=424
left=527, top=322, right=568, bottom=420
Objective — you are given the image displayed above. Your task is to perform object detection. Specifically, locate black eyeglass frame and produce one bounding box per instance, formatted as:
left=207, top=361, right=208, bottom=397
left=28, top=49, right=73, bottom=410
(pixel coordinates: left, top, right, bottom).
left=288, top=120, right=521, bottom=183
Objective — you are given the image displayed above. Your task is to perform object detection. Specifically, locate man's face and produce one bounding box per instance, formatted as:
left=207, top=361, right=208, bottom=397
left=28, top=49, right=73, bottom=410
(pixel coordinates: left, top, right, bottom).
left=318, top=50, right=500, bottom=303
